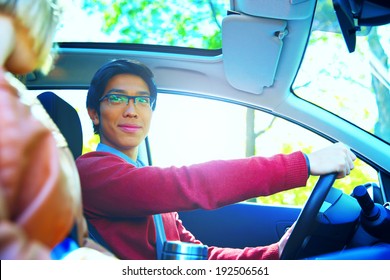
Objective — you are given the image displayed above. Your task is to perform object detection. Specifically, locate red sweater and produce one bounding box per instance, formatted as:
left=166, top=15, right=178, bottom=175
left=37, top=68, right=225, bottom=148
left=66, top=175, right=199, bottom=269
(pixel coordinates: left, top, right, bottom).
left=76, top=151, right=308, bottom=260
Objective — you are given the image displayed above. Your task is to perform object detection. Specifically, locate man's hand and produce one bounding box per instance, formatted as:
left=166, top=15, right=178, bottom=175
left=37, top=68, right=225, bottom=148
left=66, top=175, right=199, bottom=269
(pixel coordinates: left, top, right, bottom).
left=278, top=223, right=295, bottom=259
left=306, top=142, right=356, bottom=179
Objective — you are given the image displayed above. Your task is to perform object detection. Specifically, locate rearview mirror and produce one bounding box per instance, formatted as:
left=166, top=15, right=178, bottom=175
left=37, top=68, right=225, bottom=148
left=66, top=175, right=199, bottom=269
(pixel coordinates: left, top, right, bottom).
left=333, top=0, right=390, bottom=52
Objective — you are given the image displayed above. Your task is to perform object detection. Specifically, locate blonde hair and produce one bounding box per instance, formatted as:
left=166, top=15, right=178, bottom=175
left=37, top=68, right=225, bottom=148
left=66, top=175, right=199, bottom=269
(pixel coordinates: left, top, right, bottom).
left=0, top=0, right=62, bottom=74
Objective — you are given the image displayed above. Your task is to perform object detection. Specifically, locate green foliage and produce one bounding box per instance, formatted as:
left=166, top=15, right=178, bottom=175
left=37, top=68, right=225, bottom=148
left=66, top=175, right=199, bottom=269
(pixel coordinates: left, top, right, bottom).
left=83, top=134, right=100, bottom=154
left=81, top=0, right=227, bottom=49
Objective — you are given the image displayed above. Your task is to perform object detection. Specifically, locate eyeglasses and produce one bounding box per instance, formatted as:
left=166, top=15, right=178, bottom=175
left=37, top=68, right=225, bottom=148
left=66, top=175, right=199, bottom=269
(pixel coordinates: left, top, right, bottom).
left=99, top=93, right=155, bottom=108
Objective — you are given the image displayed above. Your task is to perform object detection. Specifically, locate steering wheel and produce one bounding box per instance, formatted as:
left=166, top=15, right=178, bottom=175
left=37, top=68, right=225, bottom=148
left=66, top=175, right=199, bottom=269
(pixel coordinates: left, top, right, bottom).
left=280, top=173, right=338, bottom=260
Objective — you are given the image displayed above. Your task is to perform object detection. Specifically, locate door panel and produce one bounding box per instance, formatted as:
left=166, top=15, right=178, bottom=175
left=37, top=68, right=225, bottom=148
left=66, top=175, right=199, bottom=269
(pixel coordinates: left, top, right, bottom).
left=179, top=202, right=301, bottom=248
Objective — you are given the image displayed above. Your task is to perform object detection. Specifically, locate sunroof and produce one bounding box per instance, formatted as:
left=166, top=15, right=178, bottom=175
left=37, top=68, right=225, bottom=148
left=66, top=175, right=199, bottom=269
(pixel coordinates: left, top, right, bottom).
left=56, top=0, right=230, bottom=49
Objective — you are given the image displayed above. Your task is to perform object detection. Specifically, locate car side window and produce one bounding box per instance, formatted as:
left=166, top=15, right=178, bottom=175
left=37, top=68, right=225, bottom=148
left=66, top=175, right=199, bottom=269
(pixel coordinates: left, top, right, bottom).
left=148, top=94, right=379, bottom=207
left=33, top=90, right=379, bottom=207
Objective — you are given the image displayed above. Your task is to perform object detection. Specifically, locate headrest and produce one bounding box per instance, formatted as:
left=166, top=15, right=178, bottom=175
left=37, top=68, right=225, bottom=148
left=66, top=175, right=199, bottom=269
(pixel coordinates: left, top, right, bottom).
left=38, top=91, right=83, bottom=159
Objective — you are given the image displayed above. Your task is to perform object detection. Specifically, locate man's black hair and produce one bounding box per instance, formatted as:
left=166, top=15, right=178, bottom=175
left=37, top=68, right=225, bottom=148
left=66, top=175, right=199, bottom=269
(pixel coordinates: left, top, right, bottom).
left=86, top=59, right=157, bottom=134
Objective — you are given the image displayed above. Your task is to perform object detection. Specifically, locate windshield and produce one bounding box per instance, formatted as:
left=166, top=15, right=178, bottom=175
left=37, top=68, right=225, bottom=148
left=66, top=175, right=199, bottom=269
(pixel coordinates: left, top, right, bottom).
left=293, top=0, right=390, bottom=145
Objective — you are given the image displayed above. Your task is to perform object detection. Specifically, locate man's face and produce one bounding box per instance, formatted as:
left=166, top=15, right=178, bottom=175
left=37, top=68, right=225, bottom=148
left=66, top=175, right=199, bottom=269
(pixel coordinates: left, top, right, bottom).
left=89, top=74, right=153, bottom=159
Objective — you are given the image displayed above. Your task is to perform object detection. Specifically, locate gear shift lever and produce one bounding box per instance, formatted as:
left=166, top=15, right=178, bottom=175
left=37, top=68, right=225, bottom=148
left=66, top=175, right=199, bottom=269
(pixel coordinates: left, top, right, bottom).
left=353, top=185, right=390, bottom=242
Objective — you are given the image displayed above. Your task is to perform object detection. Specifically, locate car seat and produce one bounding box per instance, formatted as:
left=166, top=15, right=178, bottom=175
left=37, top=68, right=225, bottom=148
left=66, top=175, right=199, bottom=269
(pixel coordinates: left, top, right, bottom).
left=37, top=91, right=83, bottom=159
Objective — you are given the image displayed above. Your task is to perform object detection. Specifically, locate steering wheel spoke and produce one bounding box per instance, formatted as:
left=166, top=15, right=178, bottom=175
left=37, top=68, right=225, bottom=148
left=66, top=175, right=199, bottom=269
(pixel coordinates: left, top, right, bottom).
left=280, top=173, right=338, bottom=260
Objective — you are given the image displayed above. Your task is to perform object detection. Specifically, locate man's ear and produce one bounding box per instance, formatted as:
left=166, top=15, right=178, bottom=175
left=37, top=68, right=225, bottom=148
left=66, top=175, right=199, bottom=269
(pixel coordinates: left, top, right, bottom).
left=87, top=108, right=100, bottom=125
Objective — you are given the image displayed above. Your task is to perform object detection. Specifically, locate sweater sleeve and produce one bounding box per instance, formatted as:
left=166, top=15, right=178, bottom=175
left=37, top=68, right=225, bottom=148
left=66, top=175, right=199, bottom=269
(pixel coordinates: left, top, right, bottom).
left=76, top=151, right=308, bottom=218
left=207, top=243, right=279, bottom=260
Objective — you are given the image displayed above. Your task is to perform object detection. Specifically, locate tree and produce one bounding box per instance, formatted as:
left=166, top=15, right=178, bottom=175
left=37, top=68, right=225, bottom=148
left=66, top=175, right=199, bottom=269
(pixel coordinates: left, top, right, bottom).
left=368, top=28, right=390, bottom=143
left=81, top=0, right=225, bottom=48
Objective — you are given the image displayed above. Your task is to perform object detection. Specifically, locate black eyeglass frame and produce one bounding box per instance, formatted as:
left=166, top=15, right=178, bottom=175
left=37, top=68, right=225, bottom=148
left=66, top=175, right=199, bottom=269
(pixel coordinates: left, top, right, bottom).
left=99, top=93, right=156, bottom=108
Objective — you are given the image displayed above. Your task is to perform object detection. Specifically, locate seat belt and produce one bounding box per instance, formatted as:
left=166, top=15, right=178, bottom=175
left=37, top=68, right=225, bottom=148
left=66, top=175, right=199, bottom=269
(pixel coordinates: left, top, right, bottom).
left=153, top=214, right=166, bottom=260
left=86, top=219, right=113, bottom=253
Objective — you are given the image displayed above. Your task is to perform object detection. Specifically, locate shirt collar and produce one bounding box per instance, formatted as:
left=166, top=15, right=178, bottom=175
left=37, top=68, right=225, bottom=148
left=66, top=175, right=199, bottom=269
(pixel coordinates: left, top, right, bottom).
left=96, top=143, right=145, bottom=167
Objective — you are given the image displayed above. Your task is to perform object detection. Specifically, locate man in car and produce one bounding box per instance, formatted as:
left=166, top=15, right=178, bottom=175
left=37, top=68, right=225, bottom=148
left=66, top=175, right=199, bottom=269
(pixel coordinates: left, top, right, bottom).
left=76, top=59, right=356, bottom=260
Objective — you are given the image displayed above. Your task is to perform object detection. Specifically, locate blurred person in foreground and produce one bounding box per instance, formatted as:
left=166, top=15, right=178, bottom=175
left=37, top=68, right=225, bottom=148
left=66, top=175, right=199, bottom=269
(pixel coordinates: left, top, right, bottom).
left=0, top=0, right=114, bottom=260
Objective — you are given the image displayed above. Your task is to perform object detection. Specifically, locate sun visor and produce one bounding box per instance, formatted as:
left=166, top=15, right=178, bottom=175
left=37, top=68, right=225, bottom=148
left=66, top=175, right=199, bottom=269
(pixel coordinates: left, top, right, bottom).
left=222, top=14, right=287, bottom=94
left=230, top=0, right=316, bottom=20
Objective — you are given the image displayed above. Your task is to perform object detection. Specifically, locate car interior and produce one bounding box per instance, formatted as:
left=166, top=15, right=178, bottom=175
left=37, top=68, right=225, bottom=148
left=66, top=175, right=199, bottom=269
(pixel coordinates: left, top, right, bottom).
left=24, top=0, right=390, bottom=260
